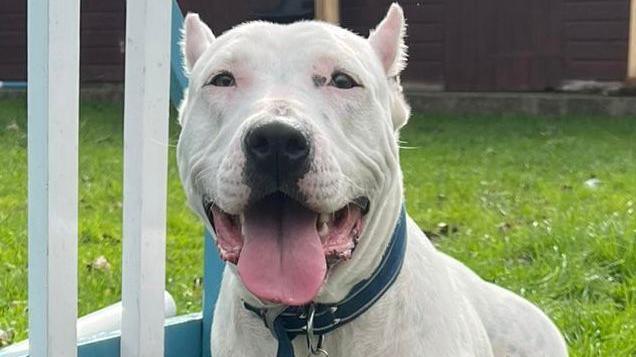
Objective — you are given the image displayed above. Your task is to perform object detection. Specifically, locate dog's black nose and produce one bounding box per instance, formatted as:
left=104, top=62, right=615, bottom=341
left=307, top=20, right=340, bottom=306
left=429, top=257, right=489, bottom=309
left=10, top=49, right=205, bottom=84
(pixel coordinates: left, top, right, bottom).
left=244, top=122, right=310, bottom=181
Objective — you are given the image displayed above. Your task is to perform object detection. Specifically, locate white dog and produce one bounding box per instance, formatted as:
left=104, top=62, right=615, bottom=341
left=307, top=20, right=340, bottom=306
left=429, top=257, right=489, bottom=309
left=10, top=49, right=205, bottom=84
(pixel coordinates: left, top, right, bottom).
left=176, top=4, right=568, bottom=356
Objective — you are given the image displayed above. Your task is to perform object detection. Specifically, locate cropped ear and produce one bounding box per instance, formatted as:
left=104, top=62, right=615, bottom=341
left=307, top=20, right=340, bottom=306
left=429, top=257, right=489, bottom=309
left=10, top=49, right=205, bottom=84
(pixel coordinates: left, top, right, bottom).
left=389, top=78, right=411, bottom=130
left=368, top=3, right=407, bottom=77
left=182, top=13, right=215, bottom=71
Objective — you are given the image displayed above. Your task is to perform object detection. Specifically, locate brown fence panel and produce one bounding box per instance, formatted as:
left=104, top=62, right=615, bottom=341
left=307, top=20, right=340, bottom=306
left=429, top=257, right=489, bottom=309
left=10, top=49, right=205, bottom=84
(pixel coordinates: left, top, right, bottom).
left=562, top=0, right=629, bottom=81
left=0, top=1, right=26, bottom=81
left=445, top=0, right=563, bottom=91
left=340, top=0, right=445, bottom=84
left=0, top=0, right=628, bottom=88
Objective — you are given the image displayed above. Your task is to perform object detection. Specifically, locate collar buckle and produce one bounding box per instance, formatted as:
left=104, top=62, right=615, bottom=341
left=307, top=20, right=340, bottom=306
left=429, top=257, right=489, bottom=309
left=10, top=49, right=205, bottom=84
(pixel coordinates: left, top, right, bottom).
left=305, top=305, right=328, bottom=356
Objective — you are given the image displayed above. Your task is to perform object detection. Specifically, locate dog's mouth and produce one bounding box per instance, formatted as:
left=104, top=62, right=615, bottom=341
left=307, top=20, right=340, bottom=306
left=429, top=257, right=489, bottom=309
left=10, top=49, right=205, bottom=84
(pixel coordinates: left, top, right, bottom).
left=203, top=192, right=369, bottom=305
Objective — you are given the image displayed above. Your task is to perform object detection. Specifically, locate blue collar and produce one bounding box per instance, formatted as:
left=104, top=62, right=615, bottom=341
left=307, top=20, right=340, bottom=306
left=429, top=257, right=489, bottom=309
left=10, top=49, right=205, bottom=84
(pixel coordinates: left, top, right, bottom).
left=244, top=206, right=407, bottom=357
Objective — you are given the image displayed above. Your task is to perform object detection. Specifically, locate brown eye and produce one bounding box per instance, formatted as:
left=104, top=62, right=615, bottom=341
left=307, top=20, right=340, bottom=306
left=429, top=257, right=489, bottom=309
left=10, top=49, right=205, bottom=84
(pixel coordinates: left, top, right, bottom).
left=330, top=72, right=359, bottom=89
left=208, top=72, right=235, bottom=87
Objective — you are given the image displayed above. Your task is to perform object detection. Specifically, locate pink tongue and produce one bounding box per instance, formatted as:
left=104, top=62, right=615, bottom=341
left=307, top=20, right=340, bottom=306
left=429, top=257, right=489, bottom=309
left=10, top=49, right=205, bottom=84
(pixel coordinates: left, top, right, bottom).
left=238, top=194, right=326, bottom=306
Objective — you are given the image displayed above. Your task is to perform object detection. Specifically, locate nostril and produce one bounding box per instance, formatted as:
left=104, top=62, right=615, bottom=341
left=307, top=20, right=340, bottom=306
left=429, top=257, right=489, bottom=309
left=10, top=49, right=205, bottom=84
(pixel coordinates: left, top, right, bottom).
left=250, top=134, right=270, bottom=157
left=285, top=136, right=309, bottom=160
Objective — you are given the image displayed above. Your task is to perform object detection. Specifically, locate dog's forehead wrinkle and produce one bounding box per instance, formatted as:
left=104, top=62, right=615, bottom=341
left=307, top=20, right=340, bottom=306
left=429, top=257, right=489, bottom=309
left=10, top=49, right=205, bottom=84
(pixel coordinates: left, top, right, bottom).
left=199, top=21, right=376, bottom=78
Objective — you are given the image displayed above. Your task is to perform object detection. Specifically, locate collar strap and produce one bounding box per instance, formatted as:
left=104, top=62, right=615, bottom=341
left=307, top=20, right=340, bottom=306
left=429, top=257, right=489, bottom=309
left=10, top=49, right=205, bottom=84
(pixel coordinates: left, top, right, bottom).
left=244, top=206, right=407, bottom=357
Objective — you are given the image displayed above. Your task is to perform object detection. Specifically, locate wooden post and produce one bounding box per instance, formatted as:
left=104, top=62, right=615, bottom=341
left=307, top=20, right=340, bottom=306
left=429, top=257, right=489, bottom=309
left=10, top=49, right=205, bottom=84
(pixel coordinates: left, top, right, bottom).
left=628, top=0, right=636, bottom=82
left=315, top=0, right=340, bottom=24
left=27, top=0, right=80, bottom=356
left=120, top=0, right=172, bottom=356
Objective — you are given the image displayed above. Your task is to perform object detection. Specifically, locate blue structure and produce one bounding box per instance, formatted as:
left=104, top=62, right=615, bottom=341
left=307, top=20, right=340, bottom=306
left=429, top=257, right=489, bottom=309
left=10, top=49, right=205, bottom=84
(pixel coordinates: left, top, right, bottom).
left=75, top=2, right=224, bottom=356
left=0, top=81, right=27, bottom=89
left=71, top=233, right=223, bottom=357
left=169, top=0, right=189, bottom=107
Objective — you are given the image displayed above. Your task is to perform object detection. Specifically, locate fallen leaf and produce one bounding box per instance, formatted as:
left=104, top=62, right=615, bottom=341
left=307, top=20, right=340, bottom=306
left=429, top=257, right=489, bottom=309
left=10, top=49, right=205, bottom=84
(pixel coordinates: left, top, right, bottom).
left=5, top=121, right=19, bottom=132
left=0, top=328, right=14, bottom=347
left=89, top=256, right=111, bottom=272
left=584, top=178, right=601, bottom=189
left=497, top=222, right=512, bottom=232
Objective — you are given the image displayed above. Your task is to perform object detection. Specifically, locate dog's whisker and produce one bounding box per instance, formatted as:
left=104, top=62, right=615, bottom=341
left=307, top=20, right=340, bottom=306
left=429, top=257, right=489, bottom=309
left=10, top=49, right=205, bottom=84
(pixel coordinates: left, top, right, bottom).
left=147, top=137, right=177, bottom=149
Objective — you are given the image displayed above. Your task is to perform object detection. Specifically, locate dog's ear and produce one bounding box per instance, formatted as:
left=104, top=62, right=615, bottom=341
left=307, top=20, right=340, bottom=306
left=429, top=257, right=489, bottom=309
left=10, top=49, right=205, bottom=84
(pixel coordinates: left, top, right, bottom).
left=182, top=13, right=215, bottom=72
left=389, top=79, right=411, bottom=130
left=369, top=3, right=407, bottom=77
left=369, top=4, right=410, bottom=130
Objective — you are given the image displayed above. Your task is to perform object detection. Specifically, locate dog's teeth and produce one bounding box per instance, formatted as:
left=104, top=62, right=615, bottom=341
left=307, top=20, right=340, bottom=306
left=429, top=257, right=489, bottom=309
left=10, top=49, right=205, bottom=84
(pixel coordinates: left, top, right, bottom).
left=239, top=214, right=245, bottom=226
left=319, top=213, right=330, bottom=224
left=319, top=222, right=329, bottom=237
left=352, top=229, right=360, bottom=241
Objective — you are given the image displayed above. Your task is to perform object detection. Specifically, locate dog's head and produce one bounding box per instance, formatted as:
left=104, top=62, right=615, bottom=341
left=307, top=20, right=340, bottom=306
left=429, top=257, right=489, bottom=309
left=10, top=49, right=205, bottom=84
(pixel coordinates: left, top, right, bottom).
left=177, top=4, right=410, bottom=306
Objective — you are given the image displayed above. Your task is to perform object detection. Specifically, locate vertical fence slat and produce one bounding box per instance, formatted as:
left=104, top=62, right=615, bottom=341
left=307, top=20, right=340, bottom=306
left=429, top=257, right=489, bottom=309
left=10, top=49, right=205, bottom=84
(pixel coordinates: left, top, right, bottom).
left=120, top=0, right=172, bottom=356
left=27, top=0, right=80, bottom=356
left=628, top=0, right=636, bottom=80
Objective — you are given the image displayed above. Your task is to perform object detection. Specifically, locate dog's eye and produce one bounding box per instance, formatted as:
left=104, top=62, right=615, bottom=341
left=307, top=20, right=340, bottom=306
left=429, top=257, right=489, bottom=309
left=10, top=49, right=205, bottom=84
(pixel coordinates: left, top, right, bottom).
left=208, top=72, right=236, bottom=87
left=330, top=72, right=359, bottom=89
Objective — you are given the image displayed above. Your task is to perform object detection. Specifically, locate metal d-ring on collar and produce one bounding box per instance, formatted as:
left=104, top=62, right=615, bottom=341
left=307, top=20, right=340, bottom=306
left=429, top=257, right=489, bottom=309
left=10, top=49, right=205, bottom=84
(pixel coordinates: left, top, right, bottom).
left=305, top=305, right=328, bottom=356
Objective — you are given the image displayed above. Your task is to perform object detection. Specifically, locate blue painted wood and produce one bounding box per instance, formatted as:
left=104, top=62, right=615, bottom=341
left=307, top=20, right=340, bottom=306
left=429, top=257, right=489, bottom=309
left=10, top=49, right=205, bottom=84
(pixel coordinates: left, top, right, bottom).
left=77, top=331, right=119, bottom=357
left=75, top=314, right=203, bottom=357
left=169, top=1, right=227, bottom=351
left=0, top=81, right=28, bottom=89
left=165, top=314, right=203, bottom=356
left=0, top=315, right=204, bottom=357
left=202, top=230, right=225, bottom=357
left=76, top=2, right=229, bottom=355
left=170, top=0, right=188, bottom=107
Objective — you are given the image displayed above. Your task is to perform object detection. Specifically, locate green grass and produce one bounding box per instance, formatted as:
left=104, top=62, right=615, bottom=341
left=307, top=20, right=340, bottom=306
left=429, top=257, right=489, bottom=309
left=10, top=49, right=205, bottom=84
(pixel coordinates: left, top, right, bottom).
left=0, top=98, right=635, bottom=355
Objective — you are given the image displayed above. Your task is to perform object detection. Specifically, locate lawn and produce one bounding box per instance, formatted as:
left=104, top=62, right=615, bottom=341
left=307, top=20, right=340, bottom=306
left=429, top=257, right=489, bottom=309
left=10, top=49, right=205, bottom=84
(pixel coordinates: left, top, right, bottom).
left=0, top=97, right=635, bottom=356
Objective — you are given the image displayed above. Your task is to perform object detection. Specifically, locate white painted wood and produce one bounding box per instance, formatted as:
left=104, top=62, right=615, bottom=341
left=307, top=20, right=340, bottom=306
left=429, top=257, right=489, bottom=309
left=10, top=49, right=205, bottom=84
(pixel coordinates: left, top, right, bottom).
left=120, top=0, right=172, bottom=356
left=26, top=0, right=80, bottom=356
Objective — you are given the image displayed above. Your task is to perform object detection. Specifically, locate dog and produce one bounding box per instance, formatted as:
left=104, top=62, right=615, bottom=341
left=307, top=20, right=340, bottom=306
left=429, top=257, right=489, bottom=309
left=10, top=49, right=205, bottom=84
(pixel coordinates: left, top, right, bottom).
left=176, top=4, right=568, bottom=356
